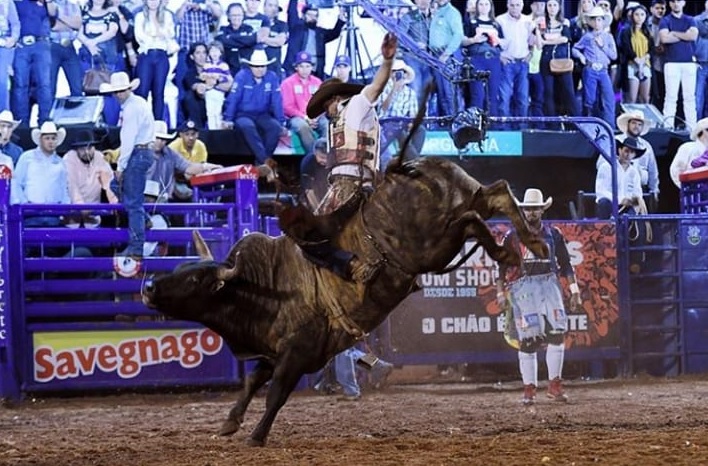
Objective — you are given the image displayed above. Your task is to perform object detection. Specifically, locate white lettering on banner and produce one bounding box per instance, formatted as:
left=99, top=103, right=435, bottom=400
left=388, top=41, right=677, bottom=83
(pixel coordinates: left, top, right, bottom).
left=420, top=274, right=450, bottom=287
left=455, top=268, right=498, bottom=287
left=568, top=314, right=588, bottom=331
left=441, top=315, right=492, bottom=334
left=423, top=288, right=455, bottom=298
left=566, top=241, right=584, bottom=266
left=422, top=318, right=436, bottom=334
left=496, top=314, right=507, bottom=333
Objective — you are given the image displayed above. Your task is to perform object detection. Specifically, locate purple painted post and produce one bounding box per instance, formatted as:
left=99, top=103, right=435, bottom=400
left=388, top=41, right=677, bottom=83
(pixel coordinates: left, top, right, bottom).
left=0, top=178, right=20, bottom=400
left=234, top=168, right=259, bottom=239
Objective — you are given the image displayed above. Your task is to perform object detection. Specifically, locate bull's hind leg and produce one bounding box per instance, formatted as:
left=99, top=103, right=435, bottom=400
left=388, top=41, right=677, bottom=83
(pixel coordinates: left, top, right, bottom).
left=220, top=359, right=274, bottom=436
left=475, top=180, right=549, bottom=259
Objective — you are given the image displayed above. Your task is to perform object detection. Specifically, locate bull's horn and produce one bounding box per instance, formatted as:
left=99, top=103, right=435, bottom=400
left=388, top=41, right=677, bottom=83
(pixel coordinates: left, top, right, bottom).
left=192, top=230, right=214, bottom=261
left=216, top=253, right=240, bottom=281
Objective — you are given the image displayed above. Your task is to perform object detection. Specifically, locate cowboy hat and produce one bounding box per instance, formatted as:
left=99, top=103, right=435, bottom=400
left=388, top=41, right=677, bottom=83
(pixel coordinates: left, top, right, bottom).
left=306, top=78, right=365, bottom=119
left=616, top=110, right=649, bottom=136
left=31, top=121, right=67, bottom=146
left=70, top=129, right=98, bottom=148
left=0, top=110, right=20, bottom=128
left=585, top=6, right=606, bottom=17
left=516, top=188, right=553, bottom=210
left=691, top=118, right=708, bottom=141
left=99, top=71, right=140, bottom=94
left=241, top=49, right=275, bottom=67
left=154, top=120, right=176, bottom=140
left=616, top=134, right=647, bottom=156
left=392, top=59, right=416, bottom=84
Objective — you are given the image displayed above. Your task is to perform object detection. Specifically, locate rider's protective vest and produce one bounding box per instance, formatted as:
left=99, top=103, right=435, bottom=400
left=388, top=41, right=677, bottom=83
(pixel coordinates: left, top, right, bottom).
left=327, top=101, right=380, bottom=181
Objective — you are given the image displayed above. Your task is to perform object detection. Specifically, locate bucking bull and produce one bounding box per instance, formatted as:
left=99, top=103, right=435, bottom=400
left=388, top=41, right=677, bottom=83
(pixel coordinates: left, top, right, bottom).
left=142, top=155, right=547, bottom=446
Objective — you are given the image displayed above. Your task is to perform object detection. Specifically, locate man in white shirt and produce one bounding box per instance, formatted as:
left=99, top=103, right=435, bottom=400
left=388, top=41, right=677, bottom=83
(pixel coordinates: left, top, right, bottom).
left=497, top=0, right=534, bottom=119
left=595, top=135, right=644, bottom=219
left=670, top=118, right=708, bottom=188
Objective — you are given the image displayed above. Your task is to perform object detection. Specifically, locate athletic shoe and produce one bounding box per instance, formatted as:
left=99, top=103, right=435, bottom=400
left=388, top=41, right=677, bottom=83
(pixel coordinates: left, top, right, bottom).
left=522, top=384, right=536, bottom=406
left=546, top=377, right=568, bottom=402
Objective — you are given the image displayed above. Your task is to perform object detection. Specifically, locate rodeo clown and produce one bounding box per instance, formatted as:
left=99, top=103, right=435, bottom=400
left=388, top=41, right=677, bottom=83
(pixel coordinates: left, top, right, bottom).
left=496, top=188, right=582, bottom=406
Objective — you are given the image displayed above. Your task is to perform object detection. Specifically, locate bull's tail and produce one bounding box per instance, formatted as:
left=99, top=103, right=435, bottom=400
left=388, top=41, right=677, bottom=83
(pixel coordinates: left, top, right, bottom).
left=386, top=80, right=434, bottom=174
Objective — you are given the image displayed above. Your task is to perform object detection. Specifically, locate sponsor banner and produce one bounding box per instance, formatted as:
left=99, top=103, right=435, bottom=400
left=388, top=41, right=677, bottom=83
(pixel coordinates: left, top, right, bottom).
left=420, top=131, right=523, bottom=156
left=33, top=328, right=234, bottom=386
left=0, top=180, right=9, bottom=348
left=390, top=222, right=619, bottom=355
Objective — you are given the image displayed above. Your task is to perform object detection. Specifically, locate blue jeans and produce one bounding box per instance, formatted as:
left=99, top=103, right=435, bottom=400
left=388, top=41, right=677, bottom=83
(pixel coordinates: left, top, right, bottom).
left=50, top=41, right=83, bottom=97
left=696, top=63, right=708, bottom=121
left=433, top=61, right=458, bottom=116
left=334, top=348, right=360, bottom=397
left=12, top=40, right=53, bottom=125
left=406, top=54, right=433, bottom=98
left=582, top=67, right=615, bottom=129
left=136, top=49, right=170, bottom=121
left=120, top=148, right=154, bottom=257
left=0, top=46, right=14, bottom=111
left=234, top=114, right=282, bottom=164
left=528, top=72, right=544, bottom=117
left=541, top=62, right=579, bottom=117
left=499, top=60, right=530, bottom=117
left=468, top=54, right=501, bottom=116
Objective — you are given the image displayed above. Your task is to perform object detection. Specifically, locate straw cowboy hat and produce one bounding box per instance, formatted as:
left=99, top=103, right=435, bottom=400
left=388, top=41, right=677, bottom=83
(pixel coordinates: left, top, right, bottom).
left=306, top=78, right=365, bottom=119
left=392, top=59, right=416, bottom=84
left=516, top=188, right=553, bottom=210
left=585, top=6, right=606, bottom=18
left=691, top=118, right=708, bottom=141
left=99, top=71, right=140, bottom=94
left=241, top=49, right=275, bottom=67
left=0, top=110, right=20, bottom=128
left=154, top=120, right=176, bottom=140
left=616, top=110, right=649, bottom=136
left=616, top=134, right=647, bottom=157
left=31, top=121, right=67, bottom=146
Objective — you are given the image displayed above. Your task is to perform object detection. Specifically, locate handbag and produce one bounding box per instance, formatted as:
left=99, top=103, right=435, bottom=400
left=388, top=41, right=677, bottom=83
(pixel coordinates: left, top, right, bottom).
left=82, top=56, right=111, bottom=95
left=549, top=45, right=574, bottom=74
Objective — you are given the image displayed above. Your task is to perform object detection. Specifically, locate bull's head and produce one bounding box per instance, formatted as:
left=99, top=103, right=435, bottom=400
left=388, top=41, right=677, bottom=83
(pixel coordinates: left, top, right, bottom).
left=142, top=231, right=239, bottom=321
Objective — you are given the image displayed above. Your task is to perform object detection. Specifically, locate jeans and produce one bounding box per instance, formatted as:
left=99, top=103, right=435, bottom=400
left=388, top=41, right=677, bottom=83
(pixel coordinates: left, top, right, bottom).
left=499, top=60, right=530, bottom=118
left=541, top=62, right=579, bottom=117
left=468, top=54, right=501, bottom=116
left=0, top=46, right=14, bottom=111
left=406, top=54, right=433, bottom=98
left=12, top=40, right=53, bottom=125
left=695, top=63, right=708, bottom=121
left=528, top=72, right=544, bottom=117
left=50, top=42, right=83, bottom=97
left=663, top=61, right=697, bottom=129
left=582, top=67, right=616, bottom=130
left=135, top=49, right=170, bottom=121
left=234, top=114, right=282, bottom=164
left=120, top=147, right=154, bottom=257
left=288, top=116, right=328, bottom=153
left=433, top=61, right=458, bottom=116
left=334, top=348, right=360, bottom=397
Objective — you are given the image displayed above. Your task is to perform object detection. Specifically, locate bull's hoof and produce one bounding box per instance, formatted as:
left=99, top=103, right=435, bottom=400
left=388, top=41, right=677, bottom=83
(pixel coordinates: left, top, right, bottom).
left=247, top=437, right=266, bottom=447
left=219, top=419, right=241, bottom=436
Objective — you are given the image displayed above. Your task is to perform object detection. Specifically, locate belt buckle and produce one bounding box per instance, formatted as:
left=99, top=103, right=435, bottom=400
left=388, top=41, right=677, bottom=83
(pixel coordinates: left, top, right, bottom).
left=60, top=38, right=71, bottom=47
left=591, top=63, right=604, bottom=71
left=484, top=51, right=493, bottom=59
left=22, top=35, right=36, bottom=46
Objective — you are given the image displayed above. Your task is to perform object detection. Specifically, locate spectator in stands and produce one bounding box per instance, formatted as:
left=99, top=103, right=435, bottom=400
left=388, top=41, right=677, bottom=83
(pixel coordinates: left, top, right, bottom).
left=379, top=59, right=425, bottom=165
left=263, top=0, right=289, bottom=79
left=283, top=0, right=345, bottom=79
left=223, top=49, right=284, bottom=164
left=399, top=0, right=433, bottom=97
left=64, top=129, right=119, bottom=206
left=148, top=120, right=221, bottom=201
left=243, top=0, right=269, bottom=34
left=13, top=0, right=58, bottom=126
left=569, top=0, right=595, bottom=92
left=328, top=55, right=360, bottom=84
left=202, top=41, right=233, bottom=130
left=497, top=0, right=534, bottom=120
left=528, top=0, right=546, bottom=117
left=572, top=7, right=617, bottom=128
left=595, top=135, right=644, bottom=219
left=0, top=110, right=23, bottom=165
left=49, top=0, right=83, bottom=98
left=110, top=0, right=137, bottom=73
left=216, top=3, right=257, bottom=75
left=133, top=0, right=177, bottom=121
left=11, top=122, right=70, bottom=222
left=182, top=42, right=232, bottom=129
left=300, top=137, right=328, bottom=211
left=99, top=71, right=154, bottom=262
left=670, top=118, right=708, bottom=188
left=648, top=0, right=666, bottom=110
left=168, top=119, right=209, bottom=200
left=694, top=2, right=708, bottom=120
left=0, top=0, right=19, bottom=113
left=429, top=0, right=464, bottom=117
left=659, top=0, right=698, bottom=130
left=618, top=4, right=653, bottom=105
left=537, top=0, right=580, bottom=118
left=462, top=0, right=503, bottom=117
left=282, top=51, right=327, bottom=155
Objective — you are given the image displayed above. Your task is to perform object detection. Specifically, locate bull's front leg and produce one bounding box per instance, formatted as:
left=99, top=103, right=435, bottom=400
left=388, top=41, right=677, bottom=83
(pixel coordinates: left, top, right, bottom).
left=220, top=359, right=274, bottom=437
left=460, top=212, right=520, bottom=266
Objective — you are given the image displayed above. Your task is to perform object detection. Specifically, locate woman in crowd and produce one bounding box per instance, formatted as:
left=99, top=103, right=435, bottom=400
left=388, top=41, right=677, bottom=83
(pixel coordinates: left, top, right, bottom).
left=569, top=0, right=595, bottom=92
left=134, top=0, right=177, bottom=121
left=617, top=4, right=653, bottom=104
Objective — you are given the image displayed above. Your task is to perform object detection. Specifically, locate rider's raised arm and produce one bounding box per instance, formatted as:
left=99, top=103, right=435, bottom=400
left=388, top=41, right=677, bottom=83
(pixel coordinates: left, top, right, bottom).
left=362, top=33, right=398, bottom=104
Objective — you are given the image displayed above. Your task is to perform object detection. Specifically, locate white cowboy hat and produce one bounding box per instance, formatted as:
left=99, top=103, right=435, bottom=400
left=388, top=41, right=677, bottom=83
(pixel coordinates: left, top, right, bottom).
left=154, top=120, right=175, bottom=140
left=516, top=188, right=553, bottom=210
left=616, top=110, right=649, bottom=136
left=691, top=118, right=708, bottom=141
left=0, top=110, right=21, bottom=128
left=392, top=59, right=416, bottom=84
left=144, top=180, right=161, bottom=198
left=31, top=121, right=67, bottom=146
left=99, top=71, right=140, bottom=94
left=241, top=49, right=275, bottom=67
left=585, top=6, right=606, bottom=18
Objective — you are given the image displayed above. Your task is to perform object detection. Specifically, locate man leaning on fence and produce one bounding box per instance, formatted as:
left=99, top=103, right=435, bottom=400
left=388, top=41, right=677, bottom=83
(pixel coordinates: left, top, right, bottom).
left=100, top=72, right=155, bottom=263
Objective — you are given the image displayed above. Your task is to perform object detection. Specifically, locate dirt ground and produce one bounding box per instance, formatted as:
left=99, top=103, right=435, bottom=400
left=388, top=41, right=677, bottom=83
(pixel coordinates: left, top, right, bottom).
left=1, top=375, right=707, bottom=466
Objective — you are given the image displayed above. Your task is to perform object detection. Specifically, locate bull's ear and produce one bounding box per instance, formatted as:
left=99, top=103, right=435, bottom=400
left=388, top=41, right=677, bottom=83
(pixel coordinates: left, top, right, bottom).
left=213, top=280, right=225, bottom=292
left=193, top=230, right=214, bottom=261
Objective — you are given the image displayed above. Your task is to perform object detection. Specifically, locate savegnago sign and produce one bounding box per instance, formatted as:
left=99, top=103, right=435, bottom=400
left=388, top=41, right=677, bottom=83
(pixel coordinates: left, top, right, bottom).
left=34, top=328, right=224, bottom=382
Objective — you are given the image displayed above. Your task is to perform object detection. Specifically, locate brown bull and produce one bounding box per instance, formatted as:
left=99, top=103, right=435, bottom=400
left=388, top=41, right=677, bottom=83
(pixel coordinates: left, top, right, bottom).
left=142, top=156, right=547, bottom=447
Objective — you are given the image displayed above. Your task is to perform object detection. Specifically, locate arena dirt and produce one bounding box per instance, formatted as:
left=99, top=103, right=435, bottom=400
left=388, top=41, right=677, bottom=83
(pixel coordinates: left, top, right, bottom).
left=1, top=376, right=707, bottom=466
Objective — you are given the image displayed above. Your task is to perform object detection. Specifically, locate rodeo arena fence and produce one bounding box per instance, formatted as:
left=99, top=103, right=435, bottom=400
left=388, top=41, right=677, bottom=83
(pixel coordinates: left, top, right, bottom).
left=2, top=117, right=708, bottom=401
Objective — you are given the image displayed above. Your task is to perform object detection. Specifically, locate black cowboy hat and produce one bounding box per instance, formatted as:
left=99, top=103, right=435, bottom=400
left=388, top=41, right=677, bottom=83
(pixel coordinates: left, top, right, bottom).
left=306, top=78, right=365, bottom=119
left=70, top=129, right=98, bottom=147
left=616, top=135, right=646, bottom=157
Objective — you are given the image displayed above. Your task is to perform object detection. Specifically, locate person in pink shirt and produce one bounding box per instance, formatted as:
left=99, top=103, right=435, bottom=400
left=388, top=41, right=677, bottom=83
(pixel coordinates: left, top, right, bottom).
left=281, top=51, right=328, bottom=152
